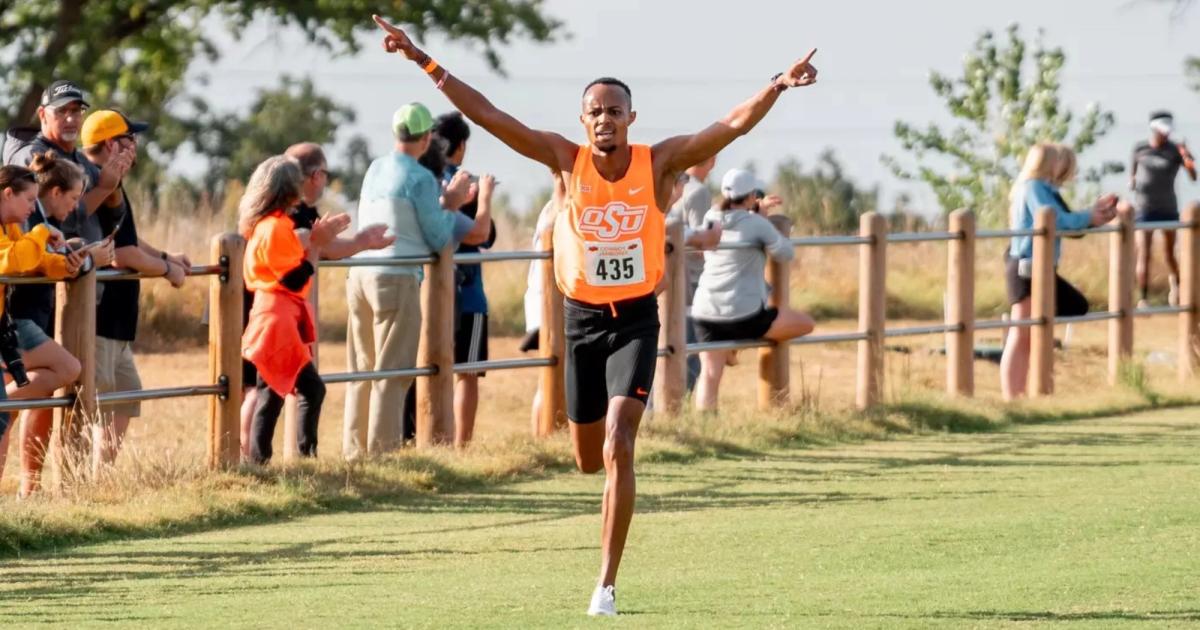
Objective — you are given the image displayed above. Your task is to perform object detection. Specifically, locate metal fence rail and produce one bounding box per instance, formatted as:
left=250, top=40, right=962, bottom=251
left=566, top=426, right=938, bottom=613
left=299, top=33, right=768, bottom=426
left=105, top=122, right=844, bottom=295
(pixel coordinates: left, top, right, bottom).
left=885, top=323, right=961, bottom=339
left=1057, top=311, right=1121, bottom=325
left=975, top=317, right=1043, bottom=331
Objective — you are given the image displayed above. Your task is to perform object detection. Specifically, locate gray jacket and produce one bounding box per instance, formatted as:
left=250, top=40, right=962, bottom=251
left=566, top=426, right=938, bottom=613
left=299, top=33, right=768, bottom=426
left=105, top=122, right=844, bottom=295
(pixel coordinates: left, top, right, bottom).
left=690, top=209, right=793, bottom=321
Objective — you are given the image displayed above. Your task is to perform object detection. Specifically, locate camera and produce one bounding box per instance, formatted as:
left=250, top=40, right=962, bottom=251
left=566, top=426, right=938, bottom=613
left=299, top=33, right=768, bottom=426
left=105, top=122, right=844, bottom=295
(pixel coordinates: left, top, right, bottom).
left=0, top=313, right=29, bottom=388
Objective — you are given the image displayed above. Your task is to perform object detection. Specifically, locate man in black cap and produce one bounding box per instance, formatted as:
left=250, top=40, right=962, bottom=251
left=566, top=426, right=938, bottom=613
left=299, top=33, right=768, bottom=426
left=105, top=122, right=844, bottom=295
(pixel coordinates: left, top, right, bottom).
left=3, top=81, right=130, bottom=247
left=1131, top=110, right=1197, bottom=307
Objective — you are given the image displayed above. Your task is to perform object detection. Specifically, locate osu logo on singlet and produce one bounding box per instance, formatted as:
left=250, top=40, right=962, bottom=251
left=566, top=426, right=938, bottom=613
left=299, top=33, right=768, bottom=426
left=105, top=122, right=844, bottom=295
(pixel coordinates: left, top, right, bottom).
left=578, top=202, right=647, bottom=242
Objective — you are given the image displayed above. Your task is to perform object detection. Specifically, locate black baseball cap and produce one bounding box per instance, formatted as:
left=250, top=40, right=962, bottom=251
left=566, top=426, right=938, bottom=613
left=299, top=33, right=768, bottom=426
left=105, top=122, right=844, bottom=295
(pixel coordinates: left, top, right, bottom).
left=40, top=80, right=90, bottom=109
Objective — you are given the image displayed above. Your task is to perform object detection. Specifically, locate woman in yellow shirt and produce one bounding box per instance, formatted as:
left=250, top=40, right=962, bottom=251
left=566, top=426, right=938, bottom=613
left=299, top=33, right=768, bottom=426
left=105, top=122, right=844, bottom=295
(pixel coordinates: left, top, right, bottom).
left=0, top=161, right=92, bottom=495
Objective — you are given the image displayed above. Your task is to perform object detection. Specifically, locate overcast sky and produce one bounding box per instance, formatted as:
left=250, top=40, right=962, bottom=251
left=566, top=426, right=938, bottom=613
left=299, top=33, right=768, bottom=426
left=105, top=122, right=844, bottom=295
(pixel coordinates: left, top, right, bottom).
left=182, top=0, right=1200, bottom=214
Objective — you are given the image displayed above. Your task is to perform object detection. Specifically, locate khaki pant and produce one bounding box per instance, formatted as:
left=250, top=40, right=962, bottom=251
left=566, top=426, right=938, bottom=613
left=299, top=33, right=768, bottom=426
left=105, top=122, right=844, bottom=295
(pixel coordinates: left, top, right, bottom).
left=343, top=270, right=421, bottom=457
left=96, top=336, right=142, bottom=418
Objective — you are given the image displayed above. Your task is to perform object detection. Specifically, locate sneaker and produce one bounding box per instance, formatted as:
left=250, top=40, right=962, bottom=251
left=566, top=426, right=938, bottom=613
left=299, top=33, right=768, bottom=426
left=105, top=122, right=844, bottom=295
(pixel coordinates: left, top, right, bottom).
left=1137, top=298, right=1150, bottom=311
left=587, top=584, right=616, bottom=617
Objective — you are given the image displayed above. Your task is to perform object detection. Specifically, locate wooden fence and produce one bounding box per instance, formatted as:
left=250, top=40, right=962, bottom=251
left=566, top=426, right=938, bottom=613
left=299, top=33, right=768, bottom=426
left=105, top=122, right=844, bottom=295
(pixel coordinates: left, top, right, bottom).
left=1, top=203, right=1197, bottom=479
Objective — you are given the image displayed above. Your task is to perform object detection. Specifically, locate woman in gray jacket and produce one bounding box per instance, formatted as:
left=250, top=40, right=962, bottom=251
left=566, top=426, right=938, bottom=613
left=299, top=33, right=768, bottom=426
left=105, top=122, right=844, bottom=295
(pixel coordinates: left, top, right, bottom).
left=691, top=168, right=814, bottom=411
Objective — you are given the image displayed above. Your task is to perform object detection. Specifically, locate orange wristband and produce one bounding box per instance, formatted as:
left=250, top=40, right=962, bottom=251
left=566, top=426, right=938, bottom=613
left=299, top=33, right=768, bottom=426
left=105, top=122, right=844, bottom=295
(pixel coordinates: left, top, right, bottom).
left=422, top=58, right=439, bottom=74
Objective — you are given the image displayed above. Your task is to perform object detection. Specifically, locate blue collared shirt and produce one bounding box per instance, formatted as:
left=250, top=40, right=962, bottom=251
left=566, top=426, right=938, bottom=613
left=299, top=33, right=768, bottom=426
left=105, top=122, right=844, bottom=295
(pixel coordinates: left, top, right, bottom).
left=353, top=152, right=459, bottom=278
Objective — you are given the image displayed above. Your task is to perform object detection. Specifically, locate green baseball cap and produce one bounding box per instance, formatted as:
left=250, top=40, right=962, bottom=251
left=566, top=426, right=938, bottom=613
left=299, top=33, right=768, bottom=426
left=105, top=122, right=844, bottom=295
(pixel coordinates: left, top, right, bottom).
left=393, top=102, right=435, bottom=137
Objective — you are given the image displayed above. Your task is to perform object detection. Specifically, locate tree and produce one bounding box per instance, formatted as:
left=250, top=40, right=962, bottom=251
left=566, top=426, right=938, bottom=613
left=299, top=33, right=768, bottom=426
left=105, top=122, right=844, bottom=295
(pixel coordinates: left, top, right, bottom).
left=770, top=150, right=878, bottom=234
left=881, top=25, right=1122, bottom=227
left=0, top=1, right=563, bottom=128
left=183, top=76, right=360, bottom=195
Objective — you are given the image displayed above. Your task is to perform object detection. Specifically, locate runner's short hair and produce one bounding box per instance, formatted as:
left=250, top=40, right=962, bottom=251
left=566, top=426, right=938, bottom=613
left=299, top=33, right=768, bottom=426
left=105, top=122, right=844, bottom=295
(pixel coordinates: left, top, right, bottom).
left=285, top=142, right=327, bottom=178
left=434, top=112, right=471, bottom=158
left=583, top=77, right=632, bottom=104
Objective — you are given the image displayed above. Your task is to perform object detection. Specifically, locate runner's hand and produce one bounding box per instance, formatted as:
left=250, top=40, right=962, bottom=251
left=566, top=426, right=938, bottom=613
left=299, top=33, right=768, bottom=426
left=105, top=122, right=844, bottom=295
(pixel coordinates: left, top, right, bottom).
left=373, top=15, right=426, bottom=62
left=356, top=224, right=396, bottom=251
left=779, top=49, right=819, bottom=88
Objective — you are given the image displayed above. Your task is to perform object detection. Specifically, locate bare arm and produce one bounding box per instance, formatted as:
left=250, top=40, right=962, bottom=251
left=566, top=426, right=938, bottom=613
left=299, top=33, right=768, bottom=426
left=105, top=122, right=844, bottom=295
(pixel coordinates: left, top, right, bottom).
left=374, top=15, right=576, bottom=171
left=461, top=175, right=496, bottom=246
left=1179, top=143, right=1197, bottom=181
left=653, top=49, right=819, bottom=177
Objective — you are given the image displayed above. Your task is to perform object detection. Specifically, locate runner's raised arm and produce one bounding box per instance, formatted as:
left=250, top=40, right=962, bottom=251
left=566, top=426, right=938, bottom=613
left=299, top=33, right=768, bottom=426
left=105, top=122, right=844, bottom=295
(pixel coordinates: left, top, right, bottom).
left=653, top=50, right=819, bottom=177
left=373, top=15, right=577, bottom=172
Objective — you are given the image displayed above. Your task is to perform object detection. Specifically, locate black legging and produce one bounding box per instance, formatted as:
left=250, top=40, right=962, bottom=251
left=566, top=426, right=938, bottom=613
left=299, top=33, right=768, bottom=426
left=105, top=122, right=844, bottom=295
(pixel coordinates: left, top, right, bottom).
left=1054, top=275, right=1090, bottom=318
left=249, top=361, right=326, bottom=464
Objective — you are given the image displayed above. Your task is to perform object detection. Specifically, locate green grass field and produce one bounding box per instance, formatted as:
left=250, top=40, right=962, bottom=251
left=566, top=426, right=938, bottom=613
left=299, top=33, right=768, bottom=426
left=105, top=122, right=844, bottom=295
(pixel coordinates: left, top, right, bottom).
left=2, top=407, right=1198, bottom=628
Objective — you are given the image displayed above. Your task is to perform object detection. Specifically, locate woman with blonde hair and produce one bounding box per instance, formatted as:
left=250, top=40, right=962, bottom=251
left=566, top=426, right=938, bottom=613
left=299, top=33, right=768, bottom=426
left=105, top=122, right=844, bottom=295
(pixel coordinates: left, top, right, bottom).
left=240, top=155, right=348, bottom=463
left=1000, top=143, right=1117, bottom=400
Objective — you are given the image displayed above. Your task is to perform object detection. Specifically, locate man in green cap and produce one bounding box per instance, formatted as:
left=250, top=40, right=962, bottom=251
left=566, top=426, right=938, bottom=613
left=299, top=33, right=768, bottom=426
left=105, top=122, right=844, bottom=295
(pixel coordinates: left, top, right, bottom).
left=342, top=102, right=477, bottom=457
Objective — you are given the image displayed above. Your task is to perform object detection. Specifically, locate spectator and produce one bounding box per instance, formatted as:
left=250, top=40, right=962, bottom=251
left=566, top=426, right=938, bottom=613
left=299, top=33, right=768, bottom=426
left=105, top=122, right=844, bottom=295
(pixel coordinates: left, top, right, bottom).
left=235, top=143, right=394, bottom=461
left=668, top=155, right=720, bottom=393
left=240, top=155, right=349, bottom=464
left=1130, top=111, right=1197, bottom=307
left=520, top=199, right=558, bottom=432
left=434, top=111, right=497, bottom=447
left=0, top=163, right=90, bottom=495
left=79, top=110, right=190, bottom=465
left=690, top=169, right=814, bottom=411
left=343, top=103, right=474, bottom=458
left=3, top=81, right=128, bottom=248
left=1000, top=143, right=1117, bottom=400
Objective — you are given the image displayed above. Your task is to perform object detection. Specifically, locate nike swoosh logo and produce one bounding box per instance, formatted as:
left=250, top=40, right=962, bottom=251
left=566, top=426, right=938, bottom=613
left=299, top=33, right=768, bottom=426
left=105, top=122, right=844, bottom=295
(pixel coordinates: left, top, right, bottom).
left=630, top=187, right=645, bottom=195
left=636, top=388, right=648, bottom=396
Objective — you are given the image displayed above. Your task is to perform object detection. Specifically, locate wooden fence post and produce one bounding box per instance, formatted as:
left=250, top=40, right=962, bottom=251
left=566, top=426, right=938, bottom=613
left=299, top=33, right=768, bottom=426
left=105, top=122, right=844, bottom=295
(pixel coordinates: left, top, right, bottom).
left=1029, top=208, right=1056, bottom=396
left=759, top=216, right=793, bottom=409
left=1179, top=202, right=1200, bottom=380
left=654, top=221, right=687, bottom=415
left=416, top=243, right=455, bottom=446
left=1109, top=205, right=1134, bottom=385
left=208, top=233, right=245, bottom=469
left=856, top=212, right=887, bottom=411
left=52, top=271, right=96, bottom=486
left=538, top=229, right=566, bottom=435
left=946, top=209, right=975, bottom=397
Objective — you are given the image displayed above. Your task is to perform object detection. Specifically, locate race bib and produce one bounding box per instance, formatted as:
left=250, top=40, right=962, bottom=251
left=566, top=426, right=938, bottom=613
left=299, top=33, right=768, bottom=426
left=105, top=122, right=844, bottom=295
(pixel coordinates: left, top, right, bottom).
left=583, top=238, right=646, bottom=286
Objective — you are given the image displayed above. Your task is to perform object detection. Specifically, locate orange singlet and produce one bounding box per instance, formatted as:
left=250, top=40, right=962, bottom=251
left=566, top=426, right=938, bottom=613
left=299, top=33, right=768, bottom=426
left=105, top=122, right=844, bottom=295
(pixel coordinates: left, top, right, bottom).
left=553, top=144, right=665, bottom=305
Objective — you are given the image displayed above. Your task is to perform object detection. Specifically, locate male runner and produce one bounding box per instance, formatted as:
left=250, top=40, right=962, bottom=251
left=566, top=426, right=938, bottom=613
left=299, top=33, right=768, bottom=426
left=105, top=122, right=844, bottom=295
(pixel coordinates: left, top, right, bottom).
left=373, top=13, right=818, bottom=616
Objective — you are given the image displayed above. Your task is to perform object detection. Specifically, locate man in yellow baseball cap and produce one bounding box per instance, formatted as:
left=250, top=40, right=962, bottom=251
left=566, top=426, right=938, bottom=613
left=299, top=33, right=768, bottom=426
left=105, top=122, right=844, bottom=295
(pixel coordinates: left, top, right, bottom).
left=81, top=108, right=189, bottom=468
left=80, top=110, right=149, bottom=149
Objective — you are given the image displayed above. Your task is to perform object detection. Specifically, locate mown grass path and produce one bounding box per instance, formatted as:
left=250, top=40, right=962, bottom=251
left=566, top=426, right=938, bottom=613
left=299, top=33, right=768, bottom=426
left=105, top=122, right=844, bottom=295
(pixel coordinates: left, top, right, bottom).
left=2, top=409, right=1198, bottom=629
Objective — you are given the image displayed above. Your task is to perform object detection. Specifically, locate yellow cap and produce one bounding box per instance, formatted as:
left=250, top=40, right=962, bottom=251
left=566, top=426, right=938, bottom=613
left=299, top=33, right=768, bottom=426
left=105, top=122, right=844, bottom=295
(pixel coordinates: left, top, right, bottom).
left=81, top=110, right=148, bottom=147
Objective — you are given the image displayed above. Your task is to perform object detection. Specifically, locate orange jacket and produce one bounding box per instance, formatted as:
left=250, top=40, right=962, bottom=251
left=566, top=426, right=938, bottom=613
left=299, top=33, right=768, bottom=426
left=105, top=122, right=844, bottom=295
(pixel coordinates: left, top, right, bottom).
left=242, top=290, right=315, bottom=396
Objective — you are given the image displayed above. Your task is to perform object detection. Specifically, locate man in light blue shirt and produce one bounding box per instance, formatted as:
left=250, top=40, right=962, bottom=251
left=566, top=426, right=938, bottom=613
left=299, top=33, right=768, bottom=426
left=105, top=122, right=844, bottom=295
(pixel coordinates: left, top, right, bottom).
left=343, top=102, right=475, bottom=458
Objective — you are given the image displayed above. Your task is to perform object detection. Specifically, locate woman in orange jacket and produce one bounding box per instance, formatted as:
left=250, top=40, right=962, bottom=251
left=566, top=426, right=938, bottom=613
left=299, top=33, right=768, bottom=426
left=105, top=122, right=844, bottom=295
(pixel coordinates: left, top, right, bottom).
left=0, top=163, right=91, bottom=493
left=239, top=155, right=348, bottom=464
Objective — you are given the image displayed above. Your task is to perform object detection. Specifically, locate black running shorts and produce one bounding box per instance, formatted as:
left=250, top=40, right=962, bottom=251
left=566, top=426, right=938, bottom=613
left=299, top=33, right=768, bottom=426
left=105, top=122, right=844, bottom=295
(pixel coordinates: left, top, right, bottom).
left=564, top=294, right=660, bottom=424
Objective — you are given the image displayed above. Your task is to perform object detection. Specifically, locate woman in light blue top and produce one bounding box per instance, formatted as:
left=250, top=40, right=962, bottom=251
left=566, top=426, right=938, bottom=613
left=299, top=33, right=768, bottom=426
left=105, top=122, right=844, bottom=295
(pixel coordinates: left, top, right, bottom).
left=1001, top=143, right=1117, bottom=400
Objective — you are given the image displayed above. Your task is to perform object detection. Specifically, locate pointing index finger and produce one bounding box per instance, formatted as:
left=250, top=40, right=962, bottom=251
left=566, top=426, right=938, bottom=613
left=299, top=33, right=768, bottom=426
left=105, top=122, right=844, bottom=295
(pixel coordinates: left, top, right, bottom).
left=799, top=48, right=818, bottom=65
left=372, top=14, right=399, bottom=33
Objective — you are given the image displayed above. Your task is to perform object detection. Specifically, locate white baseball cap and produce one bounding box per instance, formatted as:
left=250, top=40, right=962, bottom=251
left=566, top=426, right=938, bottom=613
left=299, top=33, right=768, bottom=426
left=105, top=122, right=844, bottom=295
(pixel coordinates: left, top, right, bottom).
left=720, top=168, right=758, bottom=199
left=1150, top=111, right=1174, bottom=135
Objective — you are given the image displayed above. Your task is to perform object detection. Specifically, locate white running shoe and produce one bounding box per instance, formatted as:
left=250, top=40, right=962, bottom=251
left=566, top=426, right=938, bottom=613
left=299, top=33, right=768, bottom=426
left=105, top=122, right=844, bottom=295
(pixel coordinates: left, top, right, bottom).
left=587, top=584, right=617, bottom=617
